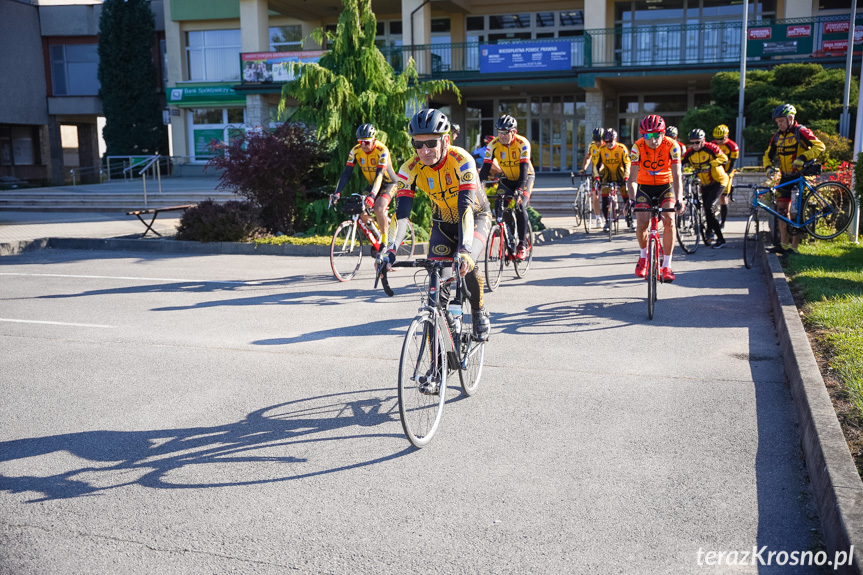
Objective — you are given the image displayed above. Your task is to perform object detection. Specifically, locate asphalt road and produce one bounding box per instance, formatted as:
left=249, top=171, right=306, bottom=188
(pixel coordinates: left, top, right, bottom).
left=0, top=226, right=824, bottom=574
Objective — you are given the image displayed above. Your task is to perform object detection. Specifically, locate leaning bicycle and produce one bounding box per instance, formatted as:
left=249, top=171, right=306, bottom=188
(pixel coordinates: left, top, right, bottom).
left=736, top=161, right=856, bottom=269
left=570, top=171, right=593, bottom=230
left=378, top=256, right=486, bottom=448
left=484, top=180, right=534, bottom=291
left=634, top=201, right=678, bottom=320
left=328, top=193, right=415, bottom=282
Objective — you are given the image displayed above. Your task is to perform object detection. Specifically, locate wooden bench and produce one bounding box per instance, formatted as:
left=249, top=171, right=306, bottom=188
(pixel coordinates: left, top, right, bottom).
left=126, top=204, right=195, bottom=238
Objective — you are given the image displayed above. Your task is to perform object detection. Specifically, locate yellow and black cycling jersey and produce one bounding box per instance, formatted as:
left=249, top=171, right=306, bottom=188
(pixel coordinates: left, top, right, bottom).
left=345, top=141, right=395, bottom=185
left=682, top=142, right=729, bottom=187
left=585, top=141, right=602, bottom=170
left=395, top=146, right=490, bottom=228
left=483, top=134, right=535, bottom=182
left=713, top=138, right=739, bottom=174
left=593, top=142, right=631, bottom=184
left=762, top=124, right=825, bottom=176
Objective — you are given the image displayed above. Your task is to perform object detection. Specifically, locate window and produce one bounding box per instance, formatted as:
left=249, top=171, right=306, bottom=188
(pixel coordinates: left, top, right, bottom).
left=186, top=29, right=241, bottom=82
left=50, top=44, right=99, bottom=96
left=469, top=11, right=585, bottom=41
left=269, top=25, right=303, bottom=51
left=0, top=126, right=38, bottom=166
left=489, top=14, right=531, bottom=29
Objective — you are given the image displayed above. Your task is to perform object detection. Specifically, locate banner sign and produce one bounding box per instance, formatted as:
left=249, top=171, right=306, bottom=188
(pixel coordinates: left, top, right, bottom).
left=240, top=50, right=326, bottom=83
left=748, top=24, right=812, bottom=56
left=786, top=25, right=811, bottom=38
left=763, top=41, right=799, bottom=55
left=479, top=41, right=571, bottom=74
left=748, top=28, right=772, bottom=40
left=166, top=85, right=245, bottom=106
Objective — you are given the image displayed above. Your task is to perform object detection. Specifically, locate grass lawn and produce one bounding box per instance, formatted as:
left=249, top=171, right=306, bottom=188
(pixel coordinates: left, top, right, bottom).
left=782, top=237, right=863, bottom=468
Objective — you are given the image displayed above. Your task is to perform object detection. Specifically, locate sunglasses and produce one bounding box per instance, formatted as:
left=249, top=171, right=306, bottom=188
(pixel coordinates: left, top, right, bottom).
left=690, top=140, right=704, bottom=145
left=643, top=132, right=663, bottom=140
left=497, top=130, right=512, bottom=135
left=358, top=139, right=374, bottom=145
left=411, top=138, right=441, bottom=150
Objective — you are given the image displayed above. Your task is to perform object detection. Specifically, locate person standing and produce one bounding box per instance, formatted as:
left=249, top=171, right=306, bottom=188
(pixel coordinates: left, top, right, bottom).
left=711, top=124, right=739, bottom=230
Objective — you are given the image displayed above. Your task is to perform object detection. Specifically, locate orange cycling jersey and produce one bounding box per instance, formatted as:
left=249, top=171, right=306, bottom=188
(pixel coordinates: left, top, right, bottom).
left=346, top=141, right=394, bottom=185
left=484, top=134, right=535, bottom=182
left=629, top=136, right=680, bottom=186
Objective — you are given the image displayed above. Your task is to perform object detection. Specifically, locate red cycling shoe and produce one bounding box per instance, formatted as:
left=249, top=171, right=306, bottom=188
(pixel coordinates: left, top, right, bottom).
left=635, top=257, right=648, bottom=278
left=660, top=267, right=676, bottom=283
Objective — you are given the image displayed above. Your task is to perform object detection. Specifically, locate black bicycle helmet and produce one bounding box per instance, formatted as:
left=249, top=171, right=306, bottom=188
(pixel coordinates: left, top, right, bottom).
left=689, top=128, right=706, bottom=141
left=356, top=123, right=376, bottom=140
left=772, top=103, right=797, bottom=118
left=592, top=127, right=604, bottom=142
left=602, top=128, right=617, bottom=142
left=409, top=108, right=451, bottom=136
left=665, top=125, right=679, bottom=139
left=496, top=114, right=518, bottom=132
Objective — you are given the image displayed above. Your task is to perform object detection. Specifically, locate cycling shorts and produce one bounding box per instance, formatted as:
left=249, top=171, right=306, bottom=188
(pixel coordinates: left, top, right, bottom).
left=634, top=184, right=675, bottom=209
left=601, top=181, right=627, bottom=198
left=373, top=182, right=396, bottom=205
left=774, top=174, right=798, bottom=202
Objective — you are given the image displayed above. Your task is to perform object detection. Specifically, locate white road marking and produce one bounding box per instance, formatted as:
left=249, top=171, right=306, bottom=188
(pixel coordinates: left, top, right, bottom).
left=0, top=318, right=116, bottom=328
left=0, top=272, right=250, bottom=285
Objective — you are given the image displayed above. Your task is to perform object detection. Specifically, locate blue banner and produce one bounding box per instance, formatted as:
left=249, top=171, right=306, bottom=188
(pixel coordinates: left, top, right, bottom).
left=480, top=41, right=571, bottom=73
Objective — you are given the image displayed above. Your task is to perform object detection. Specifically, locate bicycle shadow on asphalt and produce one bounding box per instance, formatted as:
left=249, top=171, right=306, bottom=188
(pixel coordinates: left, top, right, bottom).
left=0, top=390, right=412, bottom=503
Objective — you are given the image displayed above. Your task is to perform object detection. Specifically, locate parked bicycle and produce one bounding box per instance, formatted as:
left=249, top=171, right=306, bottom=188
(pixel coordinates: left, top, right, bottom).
left=735, top=162, right=856, bottom=269
left=570, top=171, right=594, bottom=231
left=328, top=192, right=415, bottom=282
left=377, top=256, right=486, bottom=448
left=675, top=173, right=703, bottom=254
left=483, top=180, right=534, bottom=291
left=634, top=201, right=678, bottom=320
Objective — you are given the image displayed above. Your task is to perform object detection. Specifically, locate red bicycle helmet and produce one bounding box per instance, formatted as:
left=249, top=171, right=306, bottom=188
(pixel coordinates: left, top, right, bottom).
left=639, top=115, right=666, bottom=135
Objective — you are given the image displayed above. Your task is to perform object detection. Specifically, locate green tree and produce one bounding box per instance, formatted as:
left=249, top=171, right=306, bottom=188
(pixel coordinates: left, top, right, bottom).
left=97, top=0, right=165, bottom=156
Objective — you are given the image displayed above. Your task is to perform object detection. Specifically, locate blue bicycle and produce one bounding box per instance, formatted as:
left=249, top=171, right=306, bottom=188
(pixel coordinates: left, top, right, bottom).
left=736, top=162, right=856, bottom=269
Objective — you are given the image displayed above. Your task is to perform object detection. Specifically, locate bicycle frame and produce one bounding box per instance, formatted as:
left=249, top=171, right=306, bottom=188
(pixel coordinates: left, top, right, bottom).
left=748, top=175, right=822, bottom=231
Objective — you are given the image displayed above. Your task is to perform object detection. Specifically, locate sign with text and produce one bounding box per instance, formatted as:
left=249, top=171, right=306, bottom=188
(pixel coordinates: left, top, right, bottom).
left=748, top=24, right=813, bottom=56
left=748, top=28, right=772, bottom=40
left=786, top=25, right=811, bottom=38
left=166, top=85, right=245, bottom=105
left=479, top=41, right=571, bottom=74
left=240, top=51, right=326, bottom=83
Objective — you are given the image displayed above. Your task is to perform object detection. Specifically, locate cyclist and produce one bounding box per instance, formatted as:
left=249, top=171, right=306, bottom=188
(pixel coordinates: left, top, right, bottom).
left=332, top=123, right=398, bottom=249
left=683, top=129, right=729, bottom=249
left=593, top=128, right=631, bottom=231
left=451, top=122, right=461, bottom=144
left=581, top=127, right=605, bottom=229
left=472, top=135, right=494, bottom=164
left=479, top=114, right=536, bottom=260
left=762, top=103, right=825, bottom=254
left=712, top=124, right=739, bottom=230
left=627, top=114, right=684, bottom=282
left=385, top=108, right=492, bottom=340
left=665, top=125, right=683, bottom=156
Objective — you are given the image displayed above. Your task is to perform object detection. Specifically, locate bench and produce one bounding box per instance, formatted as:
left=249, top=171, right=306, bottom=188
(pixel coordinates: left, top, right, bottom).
left=126, top=204, right=195, bottom=238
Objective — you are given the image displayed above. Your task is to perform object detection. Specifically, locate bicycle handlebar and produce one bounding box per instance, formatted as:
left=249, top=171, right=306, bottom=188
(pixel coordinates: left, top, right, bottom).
left=377, top=257, right=472, bottom=302
left=633, top=207, right=678, bottom=213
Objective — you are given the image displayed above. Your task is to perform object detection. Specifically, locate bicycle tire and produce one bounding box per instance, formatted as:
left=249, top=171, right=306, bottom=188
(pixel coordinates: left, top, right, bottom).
left=396, top=220, right=416, bottom=259
left=803, top=182, right=857, bottom=240
left=330, top=220, right=363, bottom=282
left=743, top=210, right=759, bottom=270
left=583, top=192, right=592, bottom=233
left=485, top=225, right=504, bottom=291
left=647, top=238, right=657, bottom=320
left=571, top=193, right=583, bottom=227
left=607, top=196, right=614, bottom=242
left=398, top=315, right=447, bottom=448
left=457, top=301, right=485, bottom=397
left=514, top=220, right=533, bottom=278
left=675, top=200, right=700, bottom=254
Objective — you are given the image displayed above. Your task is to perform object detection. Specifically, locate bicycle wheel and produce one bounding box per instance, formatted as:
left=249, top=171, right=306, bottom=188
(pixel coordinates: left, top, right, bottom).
left=803, top=182, right=857, bottom=240
left=330, top=220, right=363, bottom=282
left=484, top=225, right=504, bottom=291
left=398, top=315, right=447, bottom=448
left=675, top=200, right=700, bottom=254
left=458, top=301, right=485, bottom=397
left=514, top=220, right=533, bottom=278
left=396, top=220, right=416, bottom=259
left=647, top=238, right=657, bottom=320
left=743, top=210, right=759, bottom=270
left=582, top=193, right=592, bottom=233
left=571, top=193, right=583, bottom=227
left=607, top=198, right=614, bottom=242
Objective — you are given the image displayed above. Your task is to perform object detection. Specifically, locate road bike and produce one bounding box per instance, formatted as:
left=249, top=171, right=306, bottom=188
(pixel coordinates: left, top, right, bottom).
left=328, top=193, right=415, bottom=282
left=634, top=201, right=678, bottom=320
left=483, top=180, right=534, bottom=291
left=735, top=162, right=856, bottom=269
left=675, top=173, right=703, bottom=254
left=602, top=181, right=631, bottom=242
left=378, top=256, right=486, bottom=448
left=569, top=171, right=593, bottom=230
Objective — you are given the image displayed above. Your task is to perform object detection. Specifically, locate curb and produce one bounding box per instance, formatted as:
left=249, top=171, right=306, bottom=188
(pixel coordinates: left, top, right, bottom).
left=759, top=238, right=863, bottom=574
left=0, top=223, right=577, bottom=257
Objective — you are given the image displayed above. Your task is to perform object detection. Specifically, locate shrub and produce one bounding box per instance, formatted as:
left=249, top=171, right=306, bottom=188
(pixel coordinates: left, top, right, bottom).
left=175, top=199, right=265, bottom=242
left=814, top=130, right=853, bottom=165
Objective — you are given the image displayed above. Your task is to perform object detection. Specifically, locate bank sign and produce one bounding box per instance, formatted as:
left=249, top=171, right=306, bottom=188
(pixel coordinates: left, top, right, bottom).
left=480, top=41, right=571, bottom=73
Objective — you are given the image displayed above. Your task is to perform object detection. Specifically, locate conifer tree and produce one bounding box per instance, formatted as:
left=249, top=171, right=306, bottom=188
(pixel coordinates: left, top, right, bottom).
left=280, top=0, right=459, bottom=193
left=98, top=0, right=166, bottom=156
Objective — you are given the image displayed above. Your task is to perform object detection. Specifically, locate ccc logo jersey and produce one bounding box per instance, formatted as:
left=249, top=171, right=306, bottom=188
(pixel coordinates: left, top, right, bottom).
left=346, top=141, right=394, bottom=185
left=594, top=142, right=631, bottom=183
left=630, top=136, right=680, bottom=186
left=682, top=142, right=729, bottom=187
left=396, top=146, right=489, bottom=225
left=484, top=134, right=535, bottom=181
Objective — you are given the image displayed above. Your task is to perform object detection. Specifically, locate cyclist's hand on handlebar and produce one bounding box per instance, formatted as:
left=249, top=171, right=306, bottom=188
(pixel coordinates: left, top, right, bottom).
left=792, top=158, right=805, bottom=170
left=676, top=198, right=686, bottom=213
left=330, top=192, right=340, bottom=206
left=457, top=251, right=475, bottom=277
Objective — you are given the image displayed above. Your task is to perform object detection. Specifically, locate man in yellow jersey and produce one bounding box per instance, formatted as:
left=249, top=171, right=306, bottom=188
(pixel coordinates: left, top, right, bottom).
left=628, top=114, right=684, bottom=282
left=762, top=104, right=826, bottom=254
left=711, top=124, right=739, bottom=230
left=593, top=128, right=631, bottom=231
left=385, top=108, right=492, bottom=340
left=479, top=114, right=536, bottom=260
left=683, top=129, right=729, bottom=248
left=332, top=123, right=398, bottom=249
left=581, top=127, right=605, bottom=229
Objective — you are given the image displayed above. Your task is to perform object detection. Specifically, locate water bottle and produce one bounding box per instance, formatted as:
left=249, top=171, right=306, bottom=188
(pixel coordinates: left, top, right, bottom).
left=448, top=300, right=462, bottom=334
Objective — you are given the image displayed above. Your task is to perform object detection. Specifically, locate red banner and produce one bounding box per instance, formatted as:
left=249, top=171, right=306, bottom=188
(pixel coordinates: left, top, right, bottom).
left=786, top=25, right=811, bottom=38
left=748, top=28, right=772, bottom=40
